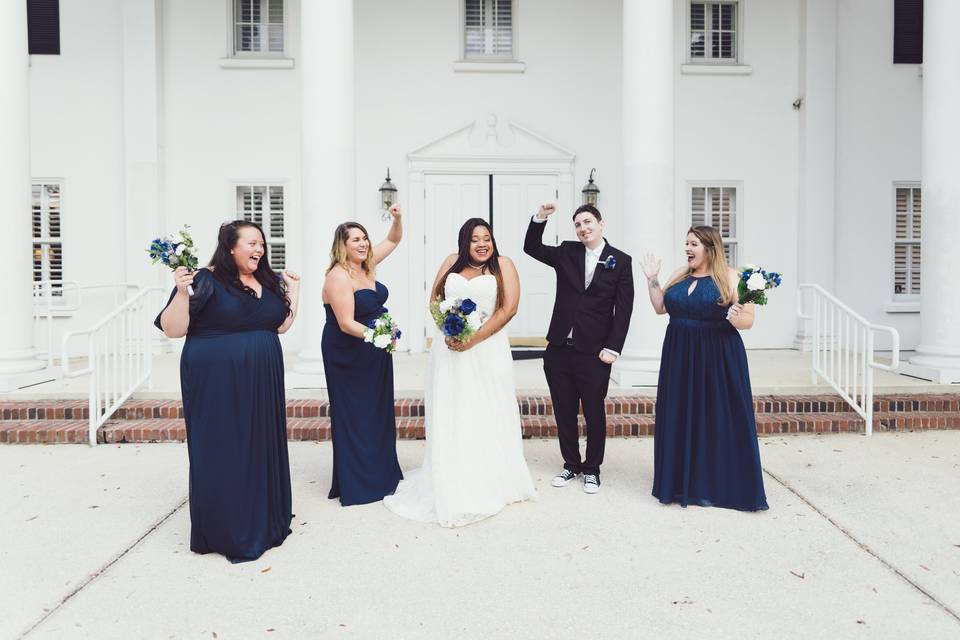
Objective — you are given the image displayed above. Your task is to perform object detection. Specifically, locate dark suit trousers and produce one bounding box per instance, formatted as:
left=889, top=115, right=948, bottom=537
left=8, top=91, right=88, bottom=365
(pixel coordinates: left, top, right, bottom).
left=543, top=342, right=611, bottom=476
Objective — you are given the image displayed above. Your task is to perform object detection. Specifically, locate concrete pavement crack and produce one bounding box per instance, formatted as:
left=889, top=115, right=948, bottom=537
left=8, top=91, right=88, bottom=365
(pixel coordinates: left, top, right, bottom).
left=18, top=495, right=189, bottom=639
left=763, top=467, right=960, bottom=626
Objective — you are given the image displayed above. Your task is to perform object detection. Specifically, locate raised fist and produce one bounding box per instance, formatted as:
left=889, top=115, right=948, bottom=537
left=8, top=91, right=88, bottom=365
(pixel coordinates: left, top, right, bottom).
left=536, top=203, right=556, bottom=220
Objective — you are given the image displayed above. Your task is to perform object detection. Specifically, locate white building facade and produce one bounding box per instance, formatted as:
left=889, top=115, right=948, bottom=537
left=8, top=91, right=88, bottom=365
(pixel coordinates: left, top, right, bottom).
left=4, top=0, right=958, bottom=386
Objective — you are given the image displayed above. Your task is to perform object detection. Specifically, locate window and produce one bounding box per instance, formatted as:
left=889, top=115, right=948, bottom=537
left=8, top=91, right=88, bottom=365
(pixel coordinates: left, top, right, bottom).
left=893, top=185, right=921, bottom=298
left=689, top=2, right=739, bottom=63
left=32, top=182, right=64, bottom=294
left=232, top=0, right=284, bottom=56
left=691, top=185, right=739, bottom=265
left=236, top=185, right=286, bottom=270
left=464, top=0, right=514, bottom=59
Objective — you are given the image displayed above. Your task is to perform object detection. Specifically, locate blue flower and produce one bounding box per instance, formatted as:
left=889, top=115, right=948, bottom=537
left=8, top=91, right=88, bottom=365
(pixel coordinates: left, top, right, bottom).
left=395, top=330, right=402, bottom=340
left=368, top=320, right=377, bottom=329
left=459, top=298, right=477, bottom=315
left=601, top=255, right=616, bottom=269
left=442, top=314, right=466, bottom=337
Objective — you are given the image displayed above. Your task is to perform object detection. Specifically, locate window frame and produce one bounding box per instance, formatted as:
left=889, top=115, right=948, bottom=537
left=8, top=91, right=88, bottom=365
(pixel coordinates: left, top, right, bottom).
left=891, top=182, right=921, bottom=302
left=233, top=182, right=288, bottom=271
left=686, top=0, right=743, bottom=65
left=31, top=179, right=65, bottom=295
left=688, top=182, right=742, bottom=267
left=460, top=0, right=518, bottom=62
left=226, top=0, right=288, bottom=59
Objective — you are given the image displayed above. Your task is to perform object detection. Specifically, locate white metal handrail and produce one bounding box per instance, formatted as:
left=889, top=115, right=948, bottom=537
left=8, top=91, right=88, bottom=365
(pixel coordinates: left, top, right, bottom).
left=61, top=287, right=162, bottom=445
left=796, top=283, right=900, bottom=436
left=33, top=281, right=141, bottom=368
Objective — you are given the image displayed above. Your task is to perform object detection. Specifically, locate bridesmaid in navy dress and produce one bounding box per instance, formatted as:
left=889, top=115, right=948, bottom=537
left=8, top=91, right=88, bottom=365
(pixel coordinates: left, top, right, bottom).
left=322, top=204, right=404, bottom=506
left=155, top=221, right=301, bottom=561
left=641, top=226, right=767, bottom=511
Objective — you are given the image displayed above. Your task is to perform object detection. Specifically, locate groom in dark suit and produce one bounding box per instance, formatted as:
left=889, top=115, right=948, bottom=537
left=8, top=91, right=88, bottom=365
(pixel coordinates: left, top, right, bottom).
left=524, top=202, right=634, bottom=494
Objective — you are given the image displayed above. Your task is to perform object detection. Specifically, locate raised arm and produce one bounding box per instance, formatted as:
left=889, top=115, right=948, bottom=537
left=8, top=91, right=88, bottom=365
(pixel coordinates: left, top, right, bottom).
left=725, top=267, right=756, bottom=330
left=277, top=270, right=301, bottom=334
left=642, top=256, right=685, bottom=316
left=449, top=256, right=520, bottom=351
left=371, top=203, right=403, bottom=265
left=322, top=268, right=370, bottom=339
left=523, top=203, right=560, bottom=267
left=158, top=266, right=195, bottom=338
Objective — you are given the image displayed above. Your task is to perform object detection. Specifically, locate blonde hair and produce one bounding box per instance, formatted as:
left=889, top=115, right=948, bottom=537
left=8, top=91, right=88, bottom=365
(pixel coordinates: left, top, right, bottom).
left=664, top=226, right=735, bottom=305
left=326, top=222, right=376, bottom=278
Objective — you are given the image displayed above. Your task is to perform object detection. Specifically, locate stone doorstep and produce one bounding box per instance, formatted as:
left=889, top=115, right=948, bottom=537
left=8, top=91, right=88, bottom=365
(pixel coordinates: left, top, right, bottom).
left=1, top=411, right=959, bottom=445
left=2, top=393, right=959, bottom=422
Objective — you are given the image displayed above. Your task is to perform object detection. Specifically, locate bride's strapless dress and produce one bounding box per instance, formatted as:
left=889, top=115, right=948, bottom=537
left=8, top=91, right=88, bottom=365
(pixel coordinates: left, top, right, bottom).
left=384, top=272, right=537, bottom=527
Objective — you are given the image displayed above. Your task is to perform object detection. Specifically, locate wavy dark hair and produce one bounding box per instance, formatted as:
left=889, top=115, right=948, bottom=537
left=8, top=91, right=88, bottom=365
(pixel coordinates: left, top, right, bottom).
left=433, top=218, right=505, bottom=310
left=208, top=220, right=291, bottom=317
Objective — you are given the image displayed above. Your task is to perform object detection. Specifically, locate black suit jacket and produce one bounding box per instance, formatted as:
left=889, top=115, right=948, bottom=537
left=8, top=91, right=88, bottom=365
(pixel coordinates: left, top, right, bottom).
left=523, top=217, right=635, bottom=355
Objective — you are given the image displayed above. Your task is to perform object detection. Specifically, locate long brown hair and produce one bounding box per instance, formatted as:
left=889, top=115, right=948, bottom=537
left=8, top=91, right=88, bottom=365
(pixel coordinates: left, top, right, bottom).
left=208, top=220, right=291, bottom=316
left=433, top=218, right=505, bottom=310
left=664, top=226, right=735, bottom=305
left=326, top=222, right=376, bottom=278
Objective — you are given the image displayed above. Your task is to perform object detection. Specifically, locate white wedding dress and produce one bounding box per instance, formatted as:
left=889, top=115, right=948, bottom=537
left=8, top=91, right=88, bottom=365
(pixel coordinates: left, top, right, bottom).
left=384, top=273, right=537, bottom=527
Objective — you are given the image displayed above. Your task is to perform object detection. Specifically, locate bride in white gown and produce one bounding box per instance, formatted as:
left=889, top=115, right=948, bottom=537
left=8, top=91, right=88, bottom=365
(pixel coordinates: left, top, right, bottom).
left=384, top=218, right=536, bottom=527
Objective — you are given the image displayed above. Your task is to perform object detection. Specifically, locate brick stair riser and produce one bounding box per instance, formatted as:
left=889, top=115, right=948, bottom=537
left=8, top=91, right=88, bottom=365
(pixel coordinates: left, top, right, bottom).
left=3, top=411, right=959, bottom=444
left=3, top=394, right=958, bottom=422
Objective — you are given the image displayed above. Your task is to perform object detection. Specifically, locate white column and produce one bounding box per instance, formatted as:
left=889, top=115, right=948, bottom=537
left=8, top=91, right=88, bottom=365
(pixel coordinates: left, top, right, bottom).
left=122, top=0, right=163, bottom=288
left=902, top=0, right=960, bottom=383
left=794, top=0, right=838, bottom=350
left=290, top=0, right=355, bottom=382
left=0, top=1, right=47, bottom=390
left=611, top=0, right=675, bottom=387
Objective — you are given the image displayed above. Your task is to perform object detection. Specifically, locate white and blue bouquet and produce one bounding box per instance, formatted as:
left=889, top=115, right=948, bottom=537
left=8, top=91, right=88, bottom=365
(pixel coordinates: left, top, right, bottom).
left=148, top=226, right=200, bottom=295
left=429, top=296, right=485, bottom=342
left=364, top=309, right=402, bottom=353
left=737, top=264, right=782, bottom=305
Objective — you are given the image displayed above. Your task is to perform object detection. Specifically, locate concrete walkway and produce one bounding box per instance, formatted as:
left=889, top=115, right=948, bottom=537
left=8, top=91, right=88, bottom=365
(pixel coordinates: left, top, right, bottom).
left=3, top=435, right=960, bottom=639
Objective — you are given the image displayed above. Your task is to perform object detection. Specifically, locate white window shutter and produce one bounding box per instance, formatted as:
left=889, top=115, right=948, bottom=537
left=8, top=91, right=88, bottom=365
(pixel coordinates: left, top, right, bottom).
left=31, top=182, right=64, bottom=291
left=464, top=0, right=513, bottom=59
left=236, top=184, right=286, bottom=270
left=893, top=185, right=921, bottom=297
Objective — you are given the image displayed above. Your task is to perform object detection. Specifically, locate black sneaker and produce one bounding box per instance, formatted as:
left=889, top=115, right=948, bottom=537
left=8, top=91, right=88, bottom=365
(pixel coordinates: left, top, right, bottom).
left=583, top=474, right=601, bottom=494
left=551, top=469, right=579, bottom=487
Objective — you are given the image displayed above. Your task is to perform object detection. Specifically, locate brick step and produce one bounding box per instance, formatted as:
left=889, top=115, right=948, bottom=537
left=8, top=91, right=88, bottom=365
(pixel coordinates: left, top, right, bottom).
left=2, top=411, right=958, bottom=445
left=3, top=393, right=958, bottom=422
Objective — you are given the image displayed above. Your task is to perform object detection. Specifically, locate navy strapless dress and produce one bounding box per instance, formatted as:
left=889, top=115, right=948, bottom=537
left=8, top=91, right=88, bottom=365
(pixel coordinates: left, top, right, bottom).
left=322, top=281, right=403, bottom=506
left=652, top=275, right=768, bottom=511
left=155, top=268, right=293, bottom=562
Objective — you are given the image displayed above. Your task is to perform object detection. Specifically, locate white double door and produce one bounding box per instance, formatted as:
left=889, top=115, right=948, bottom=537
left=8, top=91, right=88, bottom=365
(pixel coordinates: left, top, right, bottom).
left=423, top=173, right=559, bottom=341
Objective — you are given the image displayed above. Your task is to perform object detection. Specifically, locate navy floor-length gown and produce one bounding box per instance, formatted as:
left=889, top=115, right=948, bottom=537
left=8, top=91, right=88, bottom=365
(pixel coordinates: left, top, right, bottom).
left=322, top=281, right=403, bottom=506
left=155, top=268, right=293, bottom=562
left=652, top=275, right=768, bottom=511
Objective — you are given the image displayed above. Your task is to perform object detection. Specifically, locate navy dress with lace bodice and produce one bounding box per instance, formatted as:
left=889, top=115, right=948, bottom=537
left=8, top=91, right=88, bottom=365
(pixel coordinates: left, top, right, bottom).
left=155, top=268, right=293, bottom=562
left=652, top=275, right=768, bottom=511
left=322, top=281, right=402, bottom=506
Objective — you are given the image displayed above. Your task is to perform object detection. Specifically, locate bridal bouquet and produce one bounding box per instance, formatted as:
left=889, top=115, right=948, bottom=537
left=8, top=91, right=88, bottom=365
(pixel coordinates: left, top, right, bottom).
left=737, top=264, right=782, bottom=305
left=364, top=310, right=401, bottom=353
left=148, top=226, right=200, bottom=295
left=429, top=296, right=485, bottom=342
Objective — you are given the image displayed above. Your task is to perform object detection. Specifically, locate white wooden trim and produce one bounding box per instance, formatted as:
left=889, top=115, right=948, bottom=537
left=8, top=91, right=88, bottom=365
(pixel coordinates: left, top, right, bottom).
left=219, top=57, right=294, bottom=69
left=452, top=60, right=525, bottom=73
left=680, top=63, right=752, bottom=75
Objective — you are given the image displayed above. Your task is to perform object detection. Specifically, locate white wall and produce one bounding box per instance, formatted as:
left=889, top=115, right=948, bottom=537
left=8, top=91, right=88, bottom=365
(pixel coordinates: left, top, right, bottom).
left=29, top=0, right=128, bottom=354
left=676, top=0, right=802, bottom=348
left=835, top=0, right=922, bottom=350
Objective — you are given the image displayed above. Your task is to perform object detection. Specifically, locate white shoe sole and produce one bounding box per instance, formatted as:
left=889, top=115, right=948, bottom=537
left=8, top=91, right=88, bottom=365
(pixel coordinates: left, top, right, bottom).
left=583, top=483, right=601, bottom=494
left=551, top=475, right=577, bottom=488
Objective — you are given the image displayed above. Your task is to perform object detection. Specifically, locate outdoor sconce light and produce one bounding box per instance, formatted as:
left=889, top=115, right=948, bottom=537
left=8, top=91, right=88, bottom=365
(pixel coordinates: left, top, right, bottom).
left=379, top=168, right=397, bottom=220
left=581, top=168, right=600, bottom=206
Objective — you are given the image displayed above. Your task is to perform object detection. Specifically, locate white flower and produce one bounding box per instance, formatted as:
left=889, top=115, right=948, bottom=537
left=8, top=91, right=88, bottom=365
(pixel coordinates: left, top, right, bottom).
left=373, top=334, right=392, bottom=349
left=175, top=244, right=187, bottom=256
left=746, top=272, right=766, bottom=291
left=375, top=318, right=385, bottom=328
left=466, top=311, right=482, bottom=330
left=363, top=328, right=374, bottom=343
left=439, top=299, right=457, bottom=313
